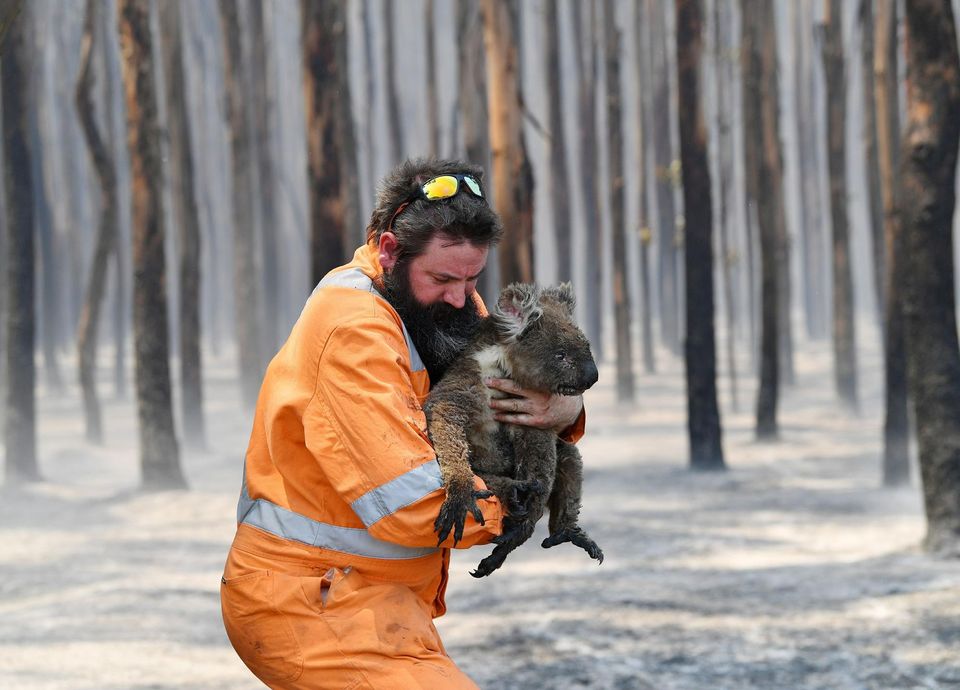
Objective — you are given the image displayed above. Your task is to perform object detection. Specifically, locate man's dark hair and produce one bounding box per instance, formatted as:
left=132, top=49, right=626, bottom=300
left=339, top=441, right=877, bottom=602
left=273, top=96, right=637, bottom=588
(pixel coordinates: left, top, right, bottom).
left=366, top=158, right=503, bottom=261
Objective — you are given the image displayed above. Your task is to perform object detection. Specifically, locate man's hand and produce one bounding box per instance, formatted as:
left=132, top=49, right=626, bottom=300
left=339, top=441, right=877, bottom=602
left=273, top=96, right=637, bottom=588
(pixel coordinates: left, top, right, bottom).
left=484, top=377, right=583, bottom=434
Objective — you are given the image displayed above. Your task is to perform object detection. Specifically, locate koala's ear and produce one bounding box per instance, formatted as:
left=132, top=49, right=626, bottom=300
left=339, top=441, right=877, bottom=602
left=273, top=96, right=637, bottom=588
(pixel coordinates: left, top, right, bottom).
left=541, top=282, right=576, bottom=316
left=491, top=283, right=543, bottom=342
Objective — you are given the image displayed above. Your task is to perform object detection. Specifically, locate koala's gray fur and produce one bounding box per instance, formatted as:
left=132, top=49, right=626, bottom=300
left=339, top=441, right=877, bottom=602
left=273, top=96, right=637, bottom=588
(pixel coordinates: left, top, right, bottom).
left=424, top=282, right=603, bottom=577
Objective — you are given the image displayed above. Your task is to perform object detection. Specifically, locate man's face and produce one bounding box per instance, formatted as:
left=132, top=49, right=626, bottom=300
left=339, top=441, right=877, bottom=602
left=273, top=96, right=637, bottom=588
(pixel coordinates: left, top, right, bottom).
left=380, top=234, right=488, bottom=382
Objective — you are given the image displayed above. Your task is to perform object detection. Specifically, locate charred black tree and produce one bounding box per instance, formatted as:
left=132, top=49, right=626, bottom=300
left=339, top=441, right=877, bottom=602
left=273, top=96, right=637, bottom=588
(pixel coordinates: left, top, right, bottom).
left=75, top=0, right=119, bottom=445
left=219, top=0, right=263, bottom=411
left=900, top=0, right=960, bottom=554
left=3, top=0, right=38, bottom=483
left=742, top=0, right=779, bottom=439
left=425, top=0, right=439, bottom=157
left=118, top=0, right=186, bottom=490
left=303, top=0, right=350, bottom=286
left=676, top=0, right=724, bottom=470
left=160, top=0, right=205, bottom=450
left=604, top=0, right=634, bottom=403
left=544, top=0, right=573, bottom=285
left=822, top=0, right=859, bottom=411
left=875, top=0, right=910, bottom=486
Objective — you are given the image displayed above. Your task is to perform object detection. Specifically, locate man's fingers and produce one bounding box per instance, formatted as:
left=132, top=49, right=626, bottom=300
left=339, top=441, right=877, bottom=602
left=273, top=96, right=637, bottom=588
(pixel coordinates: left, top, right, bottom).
left=484, top=377, right=521, bottom=394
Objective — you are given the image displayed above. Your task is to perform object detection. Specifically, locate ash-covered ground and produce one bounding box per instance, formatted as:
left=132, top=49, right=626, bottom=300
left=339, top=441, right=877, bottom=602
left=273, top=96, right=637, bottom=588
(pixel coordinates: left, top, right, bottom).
left=1, top=335, right=958, bottom=689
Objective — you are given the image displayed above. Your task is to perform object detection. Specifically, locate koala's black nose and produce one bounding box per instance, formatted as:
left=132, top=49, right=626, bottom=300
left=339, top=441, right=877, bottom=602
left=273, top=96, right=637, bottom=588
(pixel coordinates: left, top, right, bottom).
left=581, top=360, right=599, bottom=389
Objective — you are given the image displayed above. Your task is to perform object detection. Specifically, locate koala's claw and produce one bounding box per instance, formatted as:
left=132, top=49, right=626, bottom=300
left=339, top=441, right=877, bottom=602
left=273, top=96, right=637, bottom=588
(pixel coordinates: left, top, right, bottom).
left=434, top=489, right=495, bottom=546
left=542, top=526, right=604, bottom=564
left=505, top=478, right=544, bottom=518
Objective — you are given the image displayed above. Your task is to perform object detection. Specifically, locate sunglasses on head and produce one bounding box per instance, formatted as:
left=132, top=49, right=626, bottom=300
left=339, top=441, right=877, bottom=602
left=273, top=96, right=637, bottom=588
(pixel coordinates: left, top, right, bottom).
left=387, top=173, right=485, bottom=232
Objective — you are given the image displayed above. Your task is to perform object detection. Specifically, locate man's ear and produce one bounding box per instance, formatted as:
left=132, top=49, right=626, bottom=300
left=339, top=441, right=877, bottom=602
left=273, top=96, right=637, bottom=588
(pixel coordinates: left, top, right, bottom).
left=378, top=232, right=400, bottom=271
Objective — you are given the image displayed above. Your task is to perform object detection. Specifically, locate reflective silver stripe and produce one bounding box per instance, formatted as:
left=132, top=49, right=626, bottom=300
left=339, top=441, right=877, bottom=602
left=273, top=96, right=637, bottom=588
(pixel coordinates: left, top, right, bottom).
left=312, top=267, right=425, bottom=373
left=351, top=460, right=443, bottom=527
left=237, top=479, right=438, bottom=560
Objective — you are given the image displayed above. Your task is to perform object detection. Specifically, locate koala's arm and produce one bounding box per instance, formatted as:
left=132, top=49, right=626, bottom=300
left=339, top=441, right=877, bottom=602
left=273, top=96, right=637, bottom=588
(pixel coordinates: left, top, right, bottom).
left=303, top=317, right=503, bottom=549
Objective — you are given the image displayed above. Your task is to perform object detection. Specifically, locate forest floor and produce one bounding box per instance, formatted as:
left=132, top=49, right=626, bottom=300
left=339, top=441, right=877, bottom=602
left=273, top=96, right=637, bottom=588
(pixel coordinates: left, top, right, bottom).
left=1, top=331, right=959, bottom=689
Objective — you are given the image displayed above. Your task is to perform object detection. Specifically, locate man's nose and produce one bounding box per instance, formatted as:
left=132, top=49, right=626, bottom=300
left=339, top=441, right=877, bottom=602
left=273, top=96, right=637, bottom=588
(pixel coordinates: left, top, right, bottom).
left=443, top=285, right=467, bottom=309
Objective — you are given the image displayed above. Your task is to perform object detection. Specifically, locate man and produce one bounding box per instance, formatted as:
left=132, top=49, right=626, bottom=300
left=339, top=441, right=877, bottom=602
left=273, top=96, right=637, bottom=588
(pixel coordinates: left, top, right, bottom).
left=221, top=159, right=585, bottom=689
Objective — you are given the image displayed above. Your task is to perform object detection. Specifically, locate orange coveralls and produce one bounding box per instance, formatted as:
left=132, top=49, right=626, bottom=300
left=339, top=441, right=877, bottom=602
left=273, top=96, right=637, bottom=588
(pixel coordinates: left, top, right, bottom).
left=221, top=242, right=585, bottom=689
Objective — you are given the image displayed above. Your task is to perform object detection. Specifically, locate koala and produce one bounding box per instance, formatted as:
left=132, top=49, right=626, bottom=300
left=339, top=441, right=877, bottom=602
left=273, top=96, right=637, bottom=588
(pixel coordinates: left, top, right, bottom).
left=424, top=282, right=603, bottom=577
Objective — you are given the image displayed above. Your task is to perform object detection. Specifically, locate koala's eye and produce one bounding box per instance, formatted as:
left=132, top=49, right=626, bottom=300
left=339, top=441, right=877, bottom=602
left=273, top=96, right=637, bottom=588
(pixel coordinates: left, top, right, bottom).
left=554, top=351, right=567, bottom=361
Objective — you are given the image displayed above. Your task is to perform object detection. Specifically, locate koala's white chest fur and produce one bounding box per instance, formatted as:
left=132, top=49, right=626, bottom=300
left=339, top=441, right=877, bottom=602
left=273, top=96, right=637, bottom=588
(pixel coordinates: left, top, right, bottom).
left=472, top=344, right=512, bottom=437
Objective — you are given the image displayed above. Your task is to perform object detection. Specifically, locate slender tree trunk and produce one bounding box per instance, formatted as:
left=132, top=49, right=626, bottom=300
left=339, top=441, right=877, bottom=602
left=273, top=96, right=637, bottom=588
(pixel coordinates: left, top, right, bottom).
left=901, top=0, right=960, bottom=554
left=160, top=0, right=205, bottom=450
left=714, top=0, right=737, bottom=409
left=425, top=0, right=439, bottom=157
left=361, top=0, right=376, bottom=190
left=0, top=0, right=22, bottom=51
left=875, top=0, right=909, bottom=486
left=822, top=0, right=859, bottom=411
left=544, top=0, right=573, bottom=285
left=604, top=0, right=634, bottom=402
left=219, top=0, right=262, bottom=411
left=743, top=0, right=780, bottom=438
left=303, top=0, right=349, bottom=286
left=651, top=0, right=680, bottom=355
left=481, top=0, right=535, bottom=286
left=382, top=0, right=404, bottom=165
left=248, top=4, right=281, bottom=357
left=677, top=0, right=724, bottom=470
left=457, top=0, right=497, bottom=300
left=635, top=0, right=656, bottom=374
left=76, top=0, right=119, bottom=444
left=118, top=0, right=186, bottom=490
left=795, top=0, right=828, bottom=340
left=860, top=0, right=885, bottom=331
left=3, top=0, right=38, bottom=483
left=572, top=0, right=603, bottom=354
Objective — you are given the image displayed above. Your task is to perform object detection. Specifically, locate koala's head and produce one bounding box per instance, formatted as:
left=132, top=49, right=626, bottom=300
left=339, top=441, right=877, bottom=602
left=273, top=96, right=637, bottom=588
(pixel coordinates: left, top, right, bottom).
left=490, top=283, right=599, bottom=396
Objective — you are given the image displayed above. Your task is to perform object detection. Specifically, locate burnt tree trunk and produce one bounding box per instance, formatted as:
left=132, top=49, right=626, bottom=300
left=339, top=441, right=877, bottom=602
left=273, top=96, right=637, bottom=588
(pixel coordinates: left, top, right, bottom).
left=303, top=0, right=349, bottom=286
left=481, top=0, right=535, bottom=286
left=875, top=0, right=910, bottom=486
left=3, top=0, right=38, bottom=483
left=572, top=0, right=603, bottom=353
left=160, top=0, right=205, bottom=450
left=75, top=0, right=119, bottom=444
left=219, top=0, right=262, bottom=411
left=544, top=0, right=573, bottom=285
left=635, top=0, right=656, bottom=374
left=822, top=0, right=859, bottom=411
left=383, top=0, right=404, bottom=165
left=425, top=0, right=439, bottom=157
left=677, top=0, right=724, bottom=470
left=118, top=0, right=186, bottom=490
left=652, top=0, right=680, bottom=355
left=742, top=0, right=779, bottom=438
left=604, top=0, right=634, bottom=403
left=713, top=0, right=737, bottom=409
left=860, top=0, right=885, bottom=330
left=901, top=0, right=960, bottom=554
left=457, top=0, right=497, bottom=300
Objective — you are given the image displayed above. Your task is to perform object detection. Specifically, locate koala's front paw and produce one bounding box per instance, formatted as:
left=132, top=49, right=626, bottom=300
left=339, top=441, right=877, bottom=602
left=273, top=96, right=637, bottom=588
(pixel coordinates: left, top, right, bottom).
left=434, top=485, right=494, bottom=547
left=542, top=526, right=604, bottom=564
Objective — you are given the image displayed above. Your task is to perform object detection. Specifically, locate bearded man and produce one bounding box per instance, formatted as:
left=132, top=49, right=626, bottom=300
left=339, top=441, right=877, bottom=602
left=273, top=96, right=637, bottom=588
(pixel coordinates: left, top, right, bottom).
left=220, top=158, right=585, bottom=689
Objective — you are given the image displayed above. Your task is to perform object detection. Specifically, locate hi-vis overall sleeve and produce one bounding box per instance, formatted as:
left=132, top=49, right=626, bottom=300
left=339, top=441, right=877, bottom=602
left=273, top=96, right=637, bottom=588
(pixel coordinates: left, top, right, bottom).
left=304, top=310, right=503, bottom=549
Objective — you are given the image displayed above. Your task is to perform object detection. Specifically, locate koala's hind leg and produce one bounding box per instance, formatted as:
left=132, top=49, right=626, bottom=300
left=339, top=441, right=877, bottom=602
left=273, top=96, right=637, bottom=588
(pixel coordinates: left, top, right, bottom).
left=471, top=430, right=555, bottom=577
left=476, top=473, right=545, bottom=522
left=541, top=441, right=603, bottom=564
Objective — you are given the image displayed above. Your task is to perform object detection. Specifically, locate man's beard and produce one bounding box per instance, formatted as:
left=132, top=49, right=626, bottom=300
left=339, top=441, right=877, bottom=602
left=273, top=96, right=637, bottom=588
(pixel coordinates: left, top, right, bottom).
left=381, top=260, right=482, bottom=384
